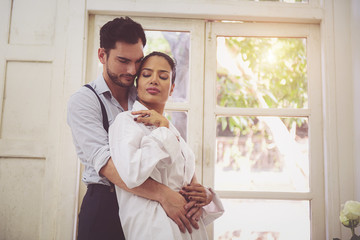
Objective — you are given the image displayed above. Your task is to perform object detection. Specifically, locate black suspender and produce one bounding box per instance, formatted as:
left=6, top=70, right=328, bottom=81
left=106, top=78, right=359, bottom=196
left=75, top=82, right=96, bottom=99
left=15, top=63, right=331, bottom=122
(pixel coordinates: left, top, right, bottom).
left=84, top=84, right=109, bottom=133
left=83, top=84, right=115, bottom=190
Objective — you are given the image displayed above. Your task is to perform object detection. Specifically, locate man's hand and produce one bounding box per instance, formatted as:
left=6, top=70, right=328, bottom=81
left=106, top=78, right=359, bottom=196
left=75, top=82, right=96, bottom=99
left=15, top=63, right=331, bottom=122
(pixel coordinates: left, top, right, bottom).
left=159, top=188, right=197, bottom=233
left=184, top=201, right=202, bottom=228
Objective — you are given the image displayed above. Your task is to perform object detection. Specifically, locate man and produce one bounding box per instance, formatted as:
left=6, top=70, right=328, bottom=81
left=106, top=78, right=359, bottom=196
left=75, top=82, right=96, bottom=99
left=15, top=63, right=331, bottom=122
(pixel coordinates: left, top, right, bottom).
left=67, top=17, right=201, bottom=240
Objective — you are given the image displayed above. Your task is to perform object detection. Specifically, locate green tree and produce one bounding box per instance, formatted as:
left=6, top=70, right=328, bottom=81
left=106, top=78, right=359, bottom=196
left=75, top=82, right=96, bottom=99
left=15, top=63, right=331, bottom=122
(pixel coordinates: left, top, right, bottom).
left=217, top=37, right=307, bottom=135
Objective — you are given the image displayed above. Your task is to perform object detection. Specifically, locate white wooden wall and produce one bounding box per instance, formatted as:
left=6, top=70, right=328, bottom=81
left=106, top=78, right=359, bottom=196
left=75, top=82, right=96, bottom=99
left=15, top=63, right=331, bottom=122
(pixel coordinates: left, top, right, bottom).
left=0, top=0, right=358, bottom=239
left=0, top=0, right=81, bottom=239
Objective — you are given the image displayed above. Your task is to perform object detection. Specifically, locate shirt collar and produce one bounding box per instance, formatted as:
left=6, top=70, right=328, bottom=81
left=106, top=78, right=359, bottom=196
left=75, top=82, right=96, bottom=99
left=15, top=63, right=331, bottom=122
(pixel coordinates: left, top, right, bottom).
left=132, top=101, right=168, bottom=118
left=132, top=100, right=149, bottom=111
left=94, top=74, right=111, bottom=95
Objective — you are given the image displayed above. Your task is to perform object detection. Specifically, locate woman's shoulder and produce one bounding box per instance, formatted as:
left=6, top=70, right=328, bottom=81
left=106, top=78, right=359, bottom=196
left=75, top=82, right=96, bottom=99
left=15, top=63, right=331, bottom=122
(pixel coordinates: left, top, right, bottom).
left=112, top=110, right=135, bottom=126
left=109, top=111, right=147, bottom=144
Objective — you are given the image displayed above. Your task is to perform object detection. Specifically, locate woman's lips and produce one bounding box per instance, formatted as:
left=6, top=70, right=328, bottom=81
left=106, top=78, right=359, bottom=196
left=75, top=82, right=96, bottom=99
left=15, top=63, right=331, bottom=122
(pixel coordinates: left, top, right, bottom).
left=146, top=87, right=160, bottom=94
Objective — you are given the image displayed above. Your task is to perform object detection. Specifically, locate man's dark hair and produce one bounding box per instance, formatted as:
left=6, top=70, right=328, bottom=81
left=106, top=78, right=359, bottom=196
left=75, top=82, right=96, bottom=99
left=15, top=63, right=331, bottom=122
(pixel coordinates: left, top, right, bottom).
left=100, top=17, right=146, bottom=52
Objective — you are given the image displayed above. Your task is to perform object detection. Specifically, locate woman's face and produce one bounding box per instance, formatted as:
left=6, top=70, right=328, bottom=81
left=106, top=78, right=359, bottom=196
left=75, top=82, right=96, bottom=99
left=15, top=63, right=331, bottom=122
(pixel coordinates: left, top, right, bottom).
left=137, top=55, right=174, bottom=109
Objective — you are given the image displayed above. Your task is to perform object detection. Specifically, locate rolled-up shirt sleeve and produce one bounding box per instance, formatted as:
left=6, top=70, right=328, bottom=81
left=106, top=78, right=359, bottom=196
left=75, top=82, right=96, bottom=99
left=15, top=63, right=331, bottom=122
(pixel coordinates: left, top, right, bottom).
left=202, top=189, right=225, bottom=225
left=109, top=113, right=180, bottom=189
left=67, top=89, right=111, bottom=175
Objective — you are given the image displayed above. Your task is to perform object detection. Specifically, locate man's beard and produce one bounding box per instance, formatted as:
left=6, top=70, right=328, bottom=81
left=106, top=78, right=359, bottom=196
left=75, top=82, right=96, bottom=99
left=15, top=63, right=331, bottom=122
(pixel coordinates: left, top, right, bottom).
left=106, top=65, right=135, bottom=88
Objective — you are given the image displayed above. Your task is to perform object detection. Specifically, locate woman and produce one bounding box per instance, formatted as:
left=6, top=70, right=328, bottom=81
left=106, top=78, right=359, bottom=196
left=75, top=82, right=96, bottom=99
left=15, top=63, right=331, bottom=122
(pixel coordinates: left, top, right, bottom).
left=109, top=52, right=224, bottom=239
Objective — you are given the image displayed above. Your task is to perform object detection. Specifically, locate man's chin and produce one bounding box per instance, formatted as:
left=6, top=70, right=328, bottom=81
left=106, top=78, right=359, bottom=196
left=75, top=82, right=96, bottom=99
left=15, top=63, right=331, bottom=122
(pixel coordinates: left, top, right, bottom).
left=112, top=79, right=134, bottom=88
left=121, top=81, right=134, bottom=88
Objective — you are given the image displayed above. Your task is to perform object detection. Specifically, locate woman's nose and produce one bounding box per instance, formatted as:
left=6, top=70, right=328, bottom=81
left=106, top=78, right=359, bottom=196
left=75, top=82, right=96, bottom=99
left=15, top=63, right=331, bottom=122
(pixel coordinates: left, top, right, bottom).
left=149, top=75, right=159, bottom=85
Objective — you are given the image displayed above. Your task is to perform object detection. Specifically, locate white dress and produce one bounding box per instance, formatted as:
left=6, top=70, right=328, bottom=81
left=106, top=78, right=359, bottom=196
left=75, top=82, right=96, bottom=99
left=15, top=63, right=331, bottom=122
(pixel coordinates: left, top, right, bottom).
left=109, top=101, right=224, bottom=240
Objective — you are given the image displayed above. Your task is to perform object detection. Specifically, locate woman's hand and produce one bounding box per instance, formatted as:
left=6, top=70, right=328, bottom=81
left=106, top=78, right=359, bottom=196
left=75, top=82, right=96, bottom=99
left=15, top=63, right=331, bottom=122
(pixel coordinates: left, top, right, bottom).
left=132, top=110, right=169, bottom=128
left=180, top=183, right=213, bottom=208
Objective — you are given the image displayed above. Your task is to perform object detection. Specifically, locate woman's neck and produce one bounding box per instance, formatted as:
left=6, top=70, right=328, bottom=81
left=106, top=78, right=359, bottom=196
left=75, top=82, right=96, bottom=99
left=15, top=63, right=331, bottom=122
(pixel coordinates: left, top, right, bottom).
left=138, top=99, right=165, bottom=115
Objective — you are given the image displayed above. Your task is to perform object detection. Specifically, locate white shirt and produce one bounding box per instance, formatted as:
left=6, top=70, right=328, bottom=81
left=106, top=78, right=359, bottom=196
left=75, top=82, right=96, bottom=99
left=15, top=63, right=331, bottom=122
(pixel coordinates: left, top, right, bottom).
left=109, top=101, right=224, bottom=240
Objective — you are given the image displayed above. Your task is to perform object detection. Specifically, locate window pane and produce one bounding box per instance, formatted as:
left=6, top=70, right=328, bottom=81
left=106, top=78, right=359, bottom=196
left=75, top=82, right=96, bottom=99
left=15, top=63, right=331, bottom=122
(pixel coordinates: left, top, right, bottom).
left=216, top=37, right=307, bottom=108
left=215, top=116, right=309, bottom=192
left=165, top=111, right=188, bottom=141
left=144, top=31, right=190, bottom=103
left=215, top=199, right=310, bottom=240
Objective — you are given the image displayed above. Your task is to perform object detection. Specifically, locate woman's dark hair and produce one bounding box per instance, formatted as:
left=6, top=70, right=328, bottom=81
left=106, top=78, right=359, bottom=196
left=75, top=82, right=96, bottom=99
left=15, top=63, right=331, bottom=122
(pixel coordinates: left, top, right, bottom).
left=136, top=51, right=176, bottom=84
left=100, top=17, right=146, bottom=53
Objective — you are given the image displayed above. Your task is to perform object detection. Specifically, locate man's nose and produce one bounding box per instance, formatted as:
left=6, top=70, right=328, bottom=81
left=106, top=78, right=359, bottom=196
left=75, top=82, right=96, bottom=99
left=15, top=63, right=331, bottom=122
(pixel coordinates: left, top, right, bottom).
left=127, top=62, right=137, bottom=75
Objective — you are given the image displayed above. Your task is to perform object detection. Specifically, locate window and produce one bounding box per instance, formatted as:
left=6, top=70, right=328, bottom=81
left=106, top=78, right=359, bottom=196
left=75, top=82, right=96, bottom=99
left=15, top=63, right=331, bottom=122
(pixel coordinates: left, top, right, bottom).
left=203, top=21, right=324, bottom=239
left=86, top=15, right=324, bottom=239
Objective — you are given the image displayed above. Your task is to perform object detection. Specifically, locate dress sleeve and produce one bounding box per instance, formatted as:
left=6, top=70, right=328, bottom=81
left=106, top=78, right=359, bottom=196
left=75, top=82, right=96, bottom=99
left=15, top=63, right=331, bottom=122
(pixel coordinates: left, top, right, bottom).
left=201, top=189, right=225, bottom=225
left=109, top=113, right=181, bottom=189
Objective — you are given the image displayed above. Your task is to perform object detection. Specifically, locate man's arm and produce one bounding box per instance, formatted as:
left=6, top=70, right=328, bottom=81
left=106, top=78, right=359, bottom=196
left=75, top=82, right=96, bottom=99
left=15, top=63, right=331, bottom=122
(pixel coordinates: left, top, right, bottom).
left=100, top=157, right=195, bottom=233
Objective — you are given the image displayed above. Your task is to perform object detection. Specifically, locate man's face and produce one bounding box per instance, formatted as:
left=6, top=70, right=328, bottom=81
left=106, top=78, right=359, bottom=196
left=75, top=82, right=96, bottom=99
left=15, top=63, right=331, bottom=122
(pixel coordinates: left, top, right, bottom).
left=100, top=40, right=144, bottom=88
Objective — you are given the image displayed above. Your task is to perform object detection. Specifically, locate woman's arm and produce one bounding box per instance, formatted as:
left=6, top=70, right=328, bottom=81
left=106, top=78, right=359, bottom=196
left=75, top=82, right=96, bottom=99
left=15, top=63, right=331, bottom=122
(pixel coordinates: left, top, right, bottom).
left=109, top=112, right=178, bottom=189
left=108, top=112, right=199, bottom=232
left=100, top=157, right=195, bottom=233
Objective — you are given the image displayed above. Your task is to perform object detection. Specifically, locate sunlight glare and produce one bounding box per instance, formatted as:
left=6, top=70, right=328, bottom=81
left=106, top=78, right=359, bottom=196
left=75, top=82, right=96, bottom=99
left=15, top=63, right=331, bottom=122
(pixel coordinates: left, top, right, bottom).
left=266, top=49, right=276, bottom=64
left=217, top=37, right=242, bottom=76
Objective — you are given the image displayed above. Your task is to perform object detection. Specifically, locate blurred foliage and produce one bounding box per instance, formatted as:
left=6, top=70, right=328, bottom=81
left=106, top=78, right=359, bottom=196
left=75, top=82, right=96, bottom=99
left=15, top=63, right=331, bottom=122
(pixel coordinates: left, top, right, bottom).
left=217, top=37, right=308, bottom=136
left=144, top=31, right=173, bottom=57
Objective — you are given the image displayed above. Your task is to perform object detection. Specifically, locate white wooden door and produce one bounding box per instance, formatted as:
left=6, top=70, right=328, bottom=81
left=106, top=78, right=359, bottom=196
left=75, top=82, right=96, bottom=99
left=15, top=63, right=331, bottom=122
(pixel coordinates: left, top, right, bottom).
left=0, top=0, right=83, bottom=239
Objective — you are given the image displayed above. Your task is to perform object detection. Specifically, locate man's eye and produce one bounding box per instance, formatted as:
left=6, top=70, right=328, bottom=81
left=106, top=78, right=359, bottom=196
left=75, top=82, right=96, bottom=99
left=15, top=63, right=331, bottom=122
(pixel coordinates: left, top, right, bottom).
left=118, top=58, right=128, bottom=64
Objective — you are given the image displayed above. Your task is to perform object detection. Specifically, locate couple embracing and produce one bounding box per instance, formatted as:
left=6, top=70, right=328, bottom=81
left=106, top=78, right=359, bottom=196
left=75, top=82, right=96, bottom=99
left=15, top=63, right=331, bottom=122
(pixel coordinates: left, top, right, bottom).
left=67, top=17, right=224, bottom=240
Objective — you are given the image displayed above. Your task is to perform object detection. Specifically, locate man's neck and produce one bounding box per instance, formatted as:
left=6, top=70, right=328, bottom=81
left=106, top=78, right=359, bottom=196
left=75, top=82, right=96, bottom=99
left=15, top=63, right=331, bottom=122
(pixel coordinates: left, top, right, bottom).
left=104, top=77, right=130, bottom=111
left=113, top=86, right=130, bottom=111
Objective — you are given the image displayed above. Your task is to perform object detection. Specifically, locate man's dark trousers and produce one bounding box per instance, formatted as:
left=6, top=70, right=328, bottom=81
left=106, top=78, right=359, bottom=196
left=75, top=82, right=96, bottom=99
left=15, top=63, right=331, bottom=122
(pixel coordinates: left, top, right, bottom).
left=77, top=184, right=125, bottom=240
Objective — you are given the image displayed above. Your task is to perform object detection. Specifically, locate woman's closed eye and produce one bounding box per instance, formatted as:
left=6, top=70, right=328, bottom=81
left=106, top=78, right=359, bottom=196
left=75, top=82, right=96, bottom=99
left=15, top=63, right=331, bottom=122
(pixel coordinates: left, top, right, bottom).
left=140, top=69, right=151, bottom=77
left=142, top=72, right=151, bottom=78
left=160, top=75, right=169, bottom=80
left=141, top=71, right=169, bottom=80
left=159, top=73, right=169, bottom=80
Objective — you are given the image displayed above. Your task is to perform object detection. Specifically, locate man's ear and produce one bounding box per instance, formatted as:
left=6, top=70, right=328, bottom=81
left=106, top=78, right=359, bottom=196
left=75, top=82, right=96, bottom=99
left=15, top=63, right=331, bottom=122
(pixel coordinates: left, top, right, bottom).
left=169, top=83, right=175, bottom=96
left=98, top=48, right=107, bottom=64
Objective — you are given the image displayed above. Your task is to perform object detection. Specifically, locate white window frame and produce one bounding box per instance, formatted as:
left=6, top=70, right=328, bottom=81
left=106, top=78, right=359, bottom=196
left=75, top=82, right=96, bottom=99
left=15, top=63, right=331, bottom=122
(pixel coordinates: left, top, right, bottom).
left=203, top=21, right=324, bottom=239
